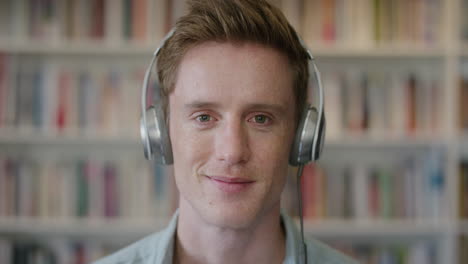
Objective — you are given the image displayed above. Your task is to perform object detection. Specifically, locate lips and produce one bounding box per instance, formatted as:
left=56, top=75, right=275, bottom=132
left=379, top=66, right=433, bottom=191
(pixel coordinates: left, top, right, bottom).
left=207, top=176, right=254, bottom=183
left=205, top=175, right=255, bottom=194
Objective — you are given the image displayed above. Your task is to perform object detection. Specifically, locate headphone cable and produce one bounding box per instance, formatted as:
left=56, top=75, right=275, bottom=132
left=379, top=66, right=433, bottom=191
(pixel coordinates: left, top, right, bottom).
left=296, top=165, right=307, bottom=264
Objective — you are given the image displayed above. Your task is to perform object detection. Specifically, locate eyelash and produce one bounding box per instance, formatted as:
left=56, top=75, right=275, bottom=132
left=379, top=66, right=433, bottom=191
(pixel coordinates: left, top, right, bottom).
left=196, top=114, right=213, bottom=123
left=193, top=113, right=273, bottom=126
left=248, top=114, right=272, bottom=125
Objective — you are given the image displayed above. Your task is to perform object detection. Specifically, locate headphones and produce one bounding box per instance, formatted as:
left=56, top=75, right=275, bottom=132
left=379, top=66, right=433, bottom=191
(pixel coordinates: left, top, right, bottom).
left=140, top=30, right=326, bottom=166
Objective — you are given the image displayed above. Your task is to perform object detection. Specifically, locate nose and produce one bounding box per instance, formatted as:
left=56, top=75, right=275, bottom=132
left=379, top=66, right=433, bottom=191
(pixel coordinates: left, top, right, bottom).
left=215, top=119, right=251, bottom=165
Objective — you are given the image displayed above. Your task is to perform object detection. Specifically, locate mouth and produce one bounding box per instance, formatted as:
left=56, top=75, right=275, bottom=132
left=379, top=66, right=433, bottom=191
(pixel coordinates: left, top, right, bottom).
left=205, top=175, right=255, bottom=194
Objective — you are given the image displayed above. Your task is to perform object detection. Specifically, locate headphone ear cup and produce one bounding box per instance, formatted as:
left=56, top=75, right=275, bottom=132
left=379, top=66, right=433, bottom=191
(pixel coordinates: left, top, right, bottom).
left=140, top=112, right=152, bottom=160
left=140, top=105, right=173, bottom=164
left=289, top=106, right=317, bottom=166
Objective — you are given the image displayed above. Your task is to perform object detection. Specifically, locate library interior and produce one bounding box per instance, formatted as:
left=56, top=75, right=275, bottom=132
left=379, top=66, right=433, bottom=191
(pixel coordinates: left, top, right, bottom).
left=0, top=0, right=468, bottom=263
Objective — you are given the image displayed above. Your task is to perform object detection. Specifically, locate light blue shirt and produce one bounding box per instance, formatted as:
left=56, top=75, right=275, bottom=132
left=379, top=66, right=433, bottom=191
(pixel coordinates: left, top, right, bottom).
left=94, top=211, right=358, bottom=264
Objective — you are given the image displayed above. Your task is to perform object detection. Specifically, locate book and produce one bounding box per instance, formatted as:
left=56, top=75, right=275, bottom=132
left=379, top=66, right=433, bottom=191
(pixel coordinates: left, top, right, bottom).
left=461, top=235, right=468, bottom=264
left=0, top=156, right=173, bottom=220
left=0, top=238, right=122, bottom=264
left=0, top=58, right=147, bottom=137
left=460, top=161, right=468, bottom=218
left=463, top=0, right=468, bottom=41
left=319, top=67, right=442, bottom=139
left=460, top=62, right=468, bottom=132
left=286, top=151, right=446, bottom=221
left=301, top=0, right=442, bottom=47
left=1, top=0, right=177, bottom=44
left=327, top=240, right=437, bottom=264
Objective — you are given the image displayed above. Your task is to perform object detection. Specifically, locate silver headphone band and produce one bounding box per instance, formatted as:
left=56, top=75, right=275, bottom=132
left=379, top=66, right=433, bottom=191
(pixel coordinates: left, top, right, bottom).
left=311, top=60, right=324, bottom=160
left=155, top=28, right=176, bottom=57
left=141, top=54, right=158, bottom=158
left=295, top=51, right=324, bottom=162
left=141, top=29, right=176, bottom=159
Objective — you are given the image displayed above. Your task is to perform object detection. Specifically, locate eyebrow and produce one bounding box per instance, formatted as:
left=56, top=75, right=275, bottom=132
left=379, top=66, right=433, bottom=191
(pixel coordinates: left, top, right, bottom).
left=244, top=103, right=287, bottom=114
left=184, top=101, right=287, bottom=114
left=184, top=101, right=221, bottom=110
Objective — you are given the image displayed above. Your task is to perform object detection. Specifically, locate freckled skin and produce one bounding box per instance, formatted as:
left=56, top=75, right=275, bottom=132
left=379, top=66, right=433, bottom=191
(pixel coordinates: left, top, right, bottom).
left=169, top=41, right=297, bottom=230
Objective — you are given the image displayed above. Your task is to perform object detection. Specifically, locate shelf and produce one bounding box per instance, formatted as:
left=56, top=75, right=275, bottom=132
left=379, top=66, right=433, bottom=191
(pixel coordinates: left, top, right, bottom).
left=0, top=218, right=451, bottom=240
left=0, top=42, right=156, bottom=56
left=460, top=220, right=468, bottom=235
left=0, top=135, right=140, bottom=147
left=0, top=218, right=168, bottom=240
left=302, top=219, right=452, bottom=238
left=462, top=44, right=468, bottom=57
left=308, top=45, right=445, bottom=58
left=325, top=136, right=447, bottom=149
left=458, top=134, right=468, bottom=156
left=0, top=42, right=446, bottom=58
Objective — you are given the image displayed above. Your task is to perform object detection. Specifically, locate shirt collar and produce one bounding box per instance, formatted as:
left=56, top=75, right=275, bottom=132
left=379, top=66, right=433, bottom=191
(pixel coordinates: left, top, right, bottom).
left=160, top=210, right=300, bottom=264
left=157, top=211, right=178, bottom=264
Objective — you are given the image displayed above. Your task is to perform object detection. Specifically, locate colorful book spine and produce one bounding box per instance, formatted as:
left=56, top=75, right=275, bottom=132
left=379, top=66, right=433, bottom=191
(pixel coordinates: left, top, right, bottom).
left=321, top=67, right=442, bottom=139
left=293, top=151, right=446, bottom=221
left=461, top=161, right=468, bottom=218
left=0, top=57, right=145, bottom=137
left=327, top=240, right=437, bottom=264
left=0, top=156, right=174, bottom=220
left=301, top=0, right=442, bottom=47
left=1, top=0, right=173, bottom=43
left=461, top=235, right=468, bottom=264
left=460, top=62, right=468, bottom=132
left=0, top=238, right=121, bottom=264
left=462, top=0, right=468, bottom=41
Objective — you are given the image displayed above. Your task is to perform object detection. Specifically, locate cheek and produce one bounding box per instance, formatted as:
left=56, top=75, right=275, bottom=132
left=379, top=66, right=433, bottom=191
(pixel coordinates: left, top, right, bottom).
left=254, top=125, right=295, bottom=163
left=170, top=121, right=212, bottom=171
left=252, top=131, right=294, bottom=182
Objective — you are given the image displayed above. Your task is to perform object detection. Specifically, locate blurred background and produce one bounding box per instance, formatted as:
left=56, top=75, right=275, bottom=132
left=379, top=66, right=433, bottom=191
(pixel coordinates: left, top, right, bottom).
left=0, top=0, right=467, bottom=263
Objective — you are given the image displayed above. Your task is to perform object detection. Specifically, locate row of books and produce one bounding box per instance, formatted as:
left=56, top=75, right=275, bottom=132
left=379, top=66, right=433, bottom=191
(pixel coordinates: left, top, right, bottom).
left=0, top=54, right=148, bottom=137
left=300, top=0, right=442, bottom=47
left=0, top=55, right=443, bottom=139
left=460, top=161, right=468, bottom=218
left=328, top=240, right=437, bottom=264
left=0, top=153, right=447, bottom=222
left=322, top=68, right=442, bottom=139
left=460, top=61, right=468, bottom=132
left=0, top=0, right=446, bottom=48
left=283, top=150, right=445, bottom=220
left=0, top=157, right=175, bottom=219
left=0, top=0, right=169, bottom=44
left=0, top=239, right=118, bottom=264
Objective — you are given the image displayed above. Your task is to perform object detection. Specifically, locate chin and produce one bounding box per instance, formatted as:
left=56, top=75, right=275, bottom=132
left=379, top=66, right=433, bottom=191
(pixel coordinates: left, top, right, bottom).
left=198, top=198, right=276, bottom=230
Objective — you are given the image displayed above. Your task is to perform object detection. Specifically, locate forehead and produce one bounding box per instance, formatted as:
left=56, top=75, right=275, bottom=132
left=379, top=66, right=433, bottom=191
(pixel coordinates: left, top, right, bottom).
left=172, top=41, right=295, bottom=108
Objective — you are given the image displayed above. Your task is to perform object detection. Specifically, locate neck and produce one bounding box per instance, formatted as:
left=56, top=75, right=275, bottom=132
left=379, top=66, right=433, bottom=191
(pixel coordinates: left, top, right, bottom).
left=174, top=198, right=285, bottom=264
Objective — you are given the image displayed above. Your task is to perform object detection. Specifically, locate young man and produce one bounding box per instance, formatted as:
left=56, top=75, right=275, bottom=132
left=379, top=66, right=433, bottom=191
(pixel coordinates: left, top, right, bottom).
left=95, top=0, right=357, bottom=263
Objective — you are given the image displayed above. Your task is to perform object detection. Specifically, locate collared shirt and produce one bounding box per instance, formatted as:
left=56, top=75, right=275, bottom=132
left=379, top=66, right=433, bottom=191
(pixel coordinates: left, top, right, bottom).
left=94, top=211, right=358, bottom=264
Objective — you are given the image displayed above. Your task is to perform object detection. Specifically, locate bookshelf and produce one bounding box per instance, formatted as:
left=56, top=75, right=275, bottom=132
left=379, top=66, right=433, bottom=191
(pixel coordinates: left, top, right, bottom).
left=0, top=0, right=467, bottom=263
left=0, top=217, right=167, bottom=241
left=0, top=42, right=157, bottom=56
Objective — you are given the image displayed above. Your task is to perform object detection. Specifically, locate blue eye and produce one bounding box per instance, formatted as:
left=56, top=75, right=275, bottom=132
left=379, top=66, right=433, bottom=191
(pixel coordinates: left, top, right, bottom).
left=254, top=115, right=268, bottom=124
left=196, top=114, right=212, bottom=122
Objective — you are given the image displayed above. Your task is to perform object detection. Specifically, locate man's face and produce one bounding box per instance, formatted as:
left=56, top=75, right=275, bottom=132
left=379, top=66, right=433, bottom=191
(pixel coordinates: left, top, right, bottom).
left=169, top=41, right=296, bottom=229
